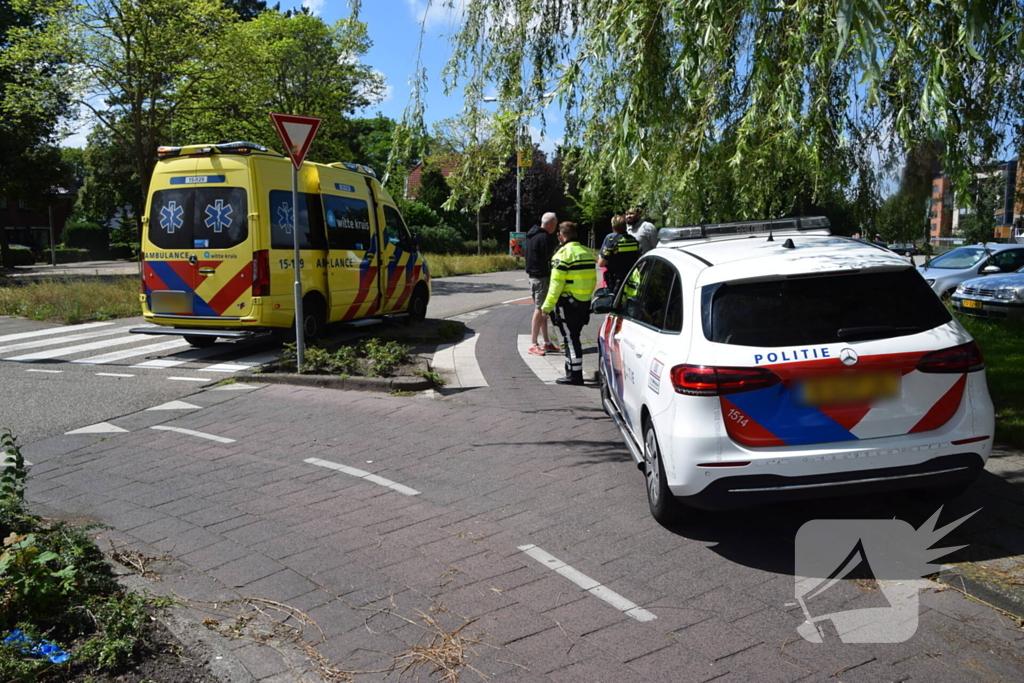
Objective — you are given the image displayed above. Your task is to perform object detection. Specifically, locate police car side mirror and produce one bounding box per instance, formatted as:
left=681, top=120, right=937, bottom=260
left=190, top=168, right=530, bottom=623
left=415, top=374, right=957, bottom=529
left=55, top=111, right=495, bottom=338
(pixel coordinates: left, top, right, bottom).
left=982, top=265, right=1001, bottom=274
left=592, top=293, right=615, bottom=314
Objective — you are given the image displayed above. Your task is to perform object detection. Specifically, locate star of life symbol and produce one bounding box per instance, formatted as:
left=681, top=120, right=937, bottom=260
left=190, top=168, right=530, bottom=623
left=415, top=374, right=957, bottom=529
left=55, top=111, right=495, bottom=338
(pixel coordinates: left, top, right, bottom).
left=277, top=203, right=294, bottom=235
left=159, top=201, right=184, bottom=234
left=204, top=199, right=233, bottom=233
left=791, top=506, right=977, bottom=643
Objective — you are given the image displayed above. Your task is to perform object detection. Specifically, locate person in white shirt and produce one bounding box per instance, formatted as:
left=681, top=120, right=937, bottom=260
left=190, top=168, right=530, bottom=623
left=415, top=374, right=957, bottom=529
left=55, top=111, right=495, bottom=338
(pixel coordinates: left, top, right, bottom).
left=625, top=207, right=658, bottom=254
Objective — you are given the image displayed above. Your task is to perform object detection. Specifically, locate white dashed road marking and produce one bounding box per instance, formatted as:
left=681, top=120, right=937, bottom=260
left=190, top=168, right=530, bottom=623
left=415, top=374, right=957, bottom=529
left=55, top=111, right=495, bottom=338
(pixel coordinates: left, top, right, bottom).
left=150, top=426, right=235, bottom=443
left=517, top=335, right=566, bottom=384
left=146, top=401, right=201, bottom=411
left=26, top=369, right=61, bottom=374
left=304, top=457, right=420, bottom=496
left=95, top=373, right=134, bottom=378
left=132, top=344, right=231, bottom=369
left=432, top=333, right=488, bottom=388
left=167, top=377, right=209, bottom=382
left=65, top=422, right=128, bottom=435
left=518, top=544, right=657, bottom=622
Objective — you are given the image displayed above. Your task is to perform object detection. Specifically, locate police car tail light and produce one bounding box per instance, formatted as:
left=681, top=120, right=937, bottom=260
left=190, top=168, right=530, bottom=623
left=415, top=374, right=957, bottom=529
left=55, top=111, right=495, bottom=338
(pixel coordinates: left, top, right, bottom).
left=252, top=250, right=270, bottom=296
left=915, top=341, right=984, bottom=374
left=670, top=364, right=780, bottom=396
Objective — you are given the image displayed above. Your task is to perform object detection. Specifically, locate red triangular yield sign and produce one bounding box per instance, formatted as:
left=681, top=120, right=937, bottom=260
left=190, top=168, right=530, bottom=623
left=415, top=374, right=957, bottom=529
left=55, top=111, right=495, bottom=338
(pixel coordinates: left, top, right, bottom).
left=269, top=112, right=322, bottom=170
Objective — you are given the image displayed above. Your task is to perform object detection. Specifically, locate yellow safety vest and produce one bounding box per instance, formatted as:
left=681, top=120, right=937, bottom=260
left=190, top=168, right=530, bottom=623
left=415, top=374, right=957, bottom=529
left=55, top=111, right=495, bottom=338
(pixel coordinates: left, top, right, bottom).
left=542, top=240, right=597, bottom=313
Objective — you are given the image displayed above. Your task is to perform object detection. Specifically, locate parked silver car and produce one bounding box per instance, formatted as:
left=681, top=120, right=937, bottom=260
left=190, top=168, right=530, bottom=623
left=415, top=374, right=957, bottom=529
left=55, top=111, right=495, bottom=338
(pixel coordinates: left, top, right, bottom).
left=917, top=243, right=1024, bottom=299
left=951, top=266, right=1024, bottom=319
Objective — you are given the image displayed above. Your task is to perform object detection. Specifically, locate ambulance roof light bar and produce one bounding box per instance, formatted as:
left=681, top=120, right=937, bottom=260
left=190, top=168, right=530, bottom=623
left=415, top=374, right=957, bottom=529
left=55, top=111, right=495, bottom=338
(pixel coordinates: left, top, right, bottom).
left=156, top=142, right=270, bottom=160
left=658, top=216, right=831, bottom=243
left=328, top=161, right=377, bottom=178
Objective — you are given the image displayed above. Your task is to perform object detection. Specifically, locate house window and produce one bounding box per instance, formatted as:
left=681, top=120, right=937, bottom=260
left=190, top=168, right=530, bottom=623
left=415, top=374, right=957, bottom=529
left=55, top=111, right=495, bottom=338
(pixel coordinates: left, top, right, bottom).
left=932, top=184, right=939, bottom=195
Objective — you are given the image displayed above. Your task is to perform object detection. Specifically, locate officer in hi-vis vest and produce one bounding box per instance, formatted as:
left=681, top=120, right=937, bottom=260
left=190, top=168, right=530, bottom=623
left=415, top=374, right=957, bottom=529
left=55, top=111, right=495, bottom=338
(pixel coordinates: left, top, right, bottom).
left=541, top=222, right=597, bottom=385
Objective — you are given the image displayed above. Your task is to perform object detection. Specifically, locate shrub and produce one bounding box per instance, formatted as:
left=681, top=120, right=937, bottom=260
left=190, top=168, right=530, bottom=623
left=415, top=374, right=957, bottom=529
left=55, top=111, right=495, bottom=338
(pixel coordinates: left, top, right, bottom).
left=61, top=220, right=108, bottom=253
left=363, top=339, right=410, bottom=377
left=415, top=224, right=463, bottom=254
left=401, top=202, right=440, bottom=228
left=108, top=243, right=139, bottom=260
left=462, top=238, right=501, bottom=254
left=5, top=247, right=35, bottom=267
left=54, top=248, right=90, bottom=264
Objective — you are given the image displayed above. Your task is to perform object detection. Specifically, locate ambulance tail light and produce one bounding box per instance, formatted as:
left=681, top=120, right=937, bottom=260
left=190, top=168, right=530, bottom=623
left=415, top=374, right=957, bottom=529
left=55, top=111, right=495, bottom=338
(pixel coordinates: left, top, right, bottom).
left=915, top=341, right=984, bottom=373
left=670, top=364, right=780, bottom=396
left=253, top=250, right=270, bottom=296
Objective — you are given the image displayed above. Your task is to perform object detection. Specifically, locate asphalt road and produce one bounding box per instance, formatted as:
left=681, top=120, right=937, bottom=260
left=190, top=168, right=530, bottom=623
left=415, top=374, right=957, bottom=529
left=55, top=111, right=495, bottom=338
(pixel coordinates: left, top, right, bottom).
left=1, top=270, right=530, bottom=445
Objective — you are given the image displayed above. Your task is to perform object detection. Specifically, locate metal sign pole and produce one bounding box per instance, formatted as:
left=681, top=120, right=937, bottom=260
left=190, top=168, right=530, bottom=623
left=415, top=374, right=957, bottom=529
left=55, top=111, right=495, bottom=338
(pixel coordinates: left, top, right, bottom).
left=292, top=164, right=305, bottom=373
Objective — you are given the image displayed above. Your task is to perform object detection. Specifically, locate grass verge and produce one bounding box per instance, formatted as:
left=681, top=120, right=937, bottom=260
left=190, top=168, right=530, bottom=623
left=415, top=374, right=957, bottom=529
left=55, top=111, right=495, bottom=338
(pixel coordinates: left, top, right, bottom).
left=954, top=313, right=1024, bottom=450
left=0, top=254, right=522, bottom=323
left=0, top=277, right=139, bottom=324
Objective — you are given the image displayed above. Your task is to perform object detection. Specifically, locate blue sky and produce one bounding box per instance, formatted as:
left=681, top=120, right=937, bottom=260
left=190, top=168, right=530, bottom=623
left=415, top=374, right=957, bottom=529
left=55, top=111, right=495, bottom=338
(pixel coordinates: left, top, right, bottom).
left=64, top=0, right=563, bottom=153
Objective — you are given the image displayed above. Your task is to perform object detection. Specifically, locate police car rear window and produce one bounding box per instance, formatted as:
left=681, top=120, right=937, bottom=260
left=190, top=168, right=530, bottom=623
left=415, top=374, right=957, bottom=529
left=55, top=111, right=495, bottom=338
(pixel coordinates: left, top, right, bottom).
left=703, top=268, right=951, bottom=347
left=149, top=188, right=248, bottom=250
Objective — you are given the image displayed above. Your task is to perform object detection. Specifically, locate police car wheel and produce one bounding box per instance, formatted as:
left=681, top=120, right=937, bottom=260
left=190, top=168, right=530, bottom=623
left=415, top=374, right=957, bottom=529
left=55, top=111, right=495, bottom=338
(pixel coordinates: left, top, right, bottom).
left=184, top=335, right=216, bottom=348
left=599, top=368, right=612, bottom=416
left=643, top=418, right=682, bottom=525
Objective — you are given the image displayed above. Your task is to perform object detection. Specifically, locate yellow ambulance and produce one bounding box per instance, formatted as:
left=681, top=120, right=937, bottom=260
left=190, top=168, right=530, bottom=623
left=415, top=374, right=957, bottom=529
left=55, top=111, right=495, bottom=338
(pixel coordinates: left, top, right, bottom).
left=133, top=141, right=430, bottom=347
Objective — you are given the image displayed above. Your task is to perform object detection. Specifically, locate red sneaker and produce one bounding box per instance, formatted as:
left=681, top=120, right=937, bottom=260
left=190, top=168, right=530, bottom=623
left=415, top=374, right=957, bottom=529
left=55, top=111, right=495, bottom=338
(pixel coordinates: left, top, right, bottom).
left=542, top=341, right=560, bottom=352
left=528, top=345, right=546, bottom=356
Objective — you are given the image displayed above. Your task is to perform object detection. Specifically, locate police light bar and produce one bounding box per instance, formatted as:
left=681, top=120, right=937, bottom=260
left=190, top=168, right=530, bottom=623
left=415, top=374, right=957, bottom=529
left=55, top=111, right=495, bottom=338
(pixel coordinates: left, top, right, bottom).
left=329, top=161, right=377, bottom=178
left=658, top=216, right=831, bottom=243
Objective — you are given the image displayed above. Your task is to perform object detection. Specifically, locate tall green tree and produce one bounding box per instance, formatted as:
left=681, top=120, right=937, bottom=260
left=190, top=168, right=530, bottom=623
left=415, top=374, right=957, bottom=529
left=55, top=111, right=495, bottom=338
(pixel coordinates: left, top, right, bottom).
left=434, top=112, right=507, bottom=254
left=959, top=173, right=1006, bottom=245
left=0, top=0, right=74, bottom=266
left=414, top=0, right=1024, bottom=221
left=5, top=0, right=239, bottom=226
left=172, top=9, right=384, bottom=166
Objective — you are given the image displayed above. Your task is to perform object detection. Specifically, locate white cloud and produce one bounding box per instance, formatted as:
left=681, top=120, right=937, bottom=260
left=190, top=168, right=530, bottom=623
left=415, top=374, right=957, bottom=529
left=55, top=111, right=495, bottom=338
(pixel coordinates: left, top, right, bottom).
left=406, top=0, right=466, bottom=30
left=302, top=0, right=325, bottom=15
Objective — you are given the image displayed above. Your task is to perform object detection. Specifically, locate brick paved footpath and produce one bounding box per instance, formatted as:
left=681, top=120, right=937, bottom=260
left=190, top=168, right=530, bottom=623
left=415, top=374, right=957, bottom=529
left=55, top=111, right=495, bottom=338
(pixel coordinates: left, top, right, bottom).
left=22, top=304, right=1024, bottom=682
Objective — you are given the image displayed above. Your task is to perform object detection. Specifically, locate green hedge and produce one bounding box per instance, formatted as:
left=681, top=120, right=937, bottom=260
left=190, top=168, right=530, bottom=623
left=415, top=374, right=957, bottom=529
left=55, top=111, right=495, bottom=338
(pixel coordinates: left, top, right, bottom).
left=62, top=220, right=108, bottom=252
left=109, top=243, right=140, bottom=260
left=5, top=247, right=36, bottom=266
left=54, top=247, right=90, bottom=264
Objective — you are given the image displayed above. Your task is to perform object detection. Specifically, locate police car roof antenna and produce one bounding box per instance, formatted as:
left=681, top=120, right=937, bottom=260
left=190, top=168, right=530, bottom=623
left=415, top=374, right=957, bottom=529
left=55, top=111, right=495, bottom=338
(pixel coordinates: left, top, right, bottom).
left=782, top=238, right=796, bottom=249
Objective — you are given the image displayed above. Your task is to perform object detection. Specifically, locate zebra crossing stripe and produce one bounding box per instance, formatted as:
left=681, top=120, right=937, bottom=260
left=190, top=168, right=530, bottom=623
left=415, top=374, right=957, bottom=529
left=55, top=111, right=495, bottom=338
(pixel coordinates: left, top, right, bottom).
left=5, top=334, right=151, bottom=362
left=132, top=344, right=229, bottom=369
left=199, top=351, right=280, bottom=373
left=0, top=326, right=129, bottom=354
left=70, top=338, right=190, bottom=365
left=0, top=321, right=115, bottom=344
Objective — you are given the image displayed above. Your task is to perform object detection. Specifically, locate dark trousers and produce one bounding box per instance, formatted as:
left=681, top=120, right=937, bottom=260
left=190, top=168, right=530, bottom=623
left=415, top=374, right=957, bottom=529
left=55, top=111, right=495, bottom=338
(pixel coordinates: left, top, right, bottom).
left=553, top=297, right=591, bottom=379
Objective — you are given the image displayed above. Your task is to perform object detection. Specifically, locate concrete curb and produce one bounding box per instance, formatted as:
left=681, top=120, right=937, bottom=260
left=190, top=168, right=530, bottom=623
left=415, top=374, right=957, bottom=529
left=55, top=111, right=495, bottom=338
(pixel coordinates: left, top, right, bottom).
left=937, top=563, right=1024, bottom=620
left=236, top=356, right=436, bottom=393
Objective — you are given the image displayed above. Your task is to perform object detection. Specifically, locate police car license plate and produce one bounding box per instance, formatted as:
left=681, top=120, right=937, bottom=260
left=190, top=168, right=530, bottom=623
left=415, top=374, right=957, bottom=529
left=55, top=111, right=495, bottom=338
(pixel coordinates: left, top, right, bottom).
left=800, top=372, right=900, bottom=406
left=961, top=299, right=982, bottom=309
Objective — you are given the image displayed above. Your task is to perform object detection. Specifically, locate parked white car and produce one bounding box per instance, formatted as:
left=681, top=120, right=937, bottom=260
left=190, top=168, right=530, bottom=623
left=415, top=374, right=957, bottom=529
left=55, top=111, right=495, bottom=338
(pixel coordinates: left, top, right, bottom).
left=917, top=243, right=1024, bottom=299
left=594, top=218, right=994, bottom=523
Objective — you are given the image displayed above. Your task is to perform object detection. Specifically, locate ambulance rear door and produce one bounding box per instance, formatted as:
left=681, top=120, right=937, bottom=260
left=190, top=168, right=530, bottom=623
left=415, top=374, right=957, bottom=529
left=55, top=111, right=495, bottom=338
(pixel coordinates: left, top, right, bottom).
left=145, top=158, right=254, bottom=320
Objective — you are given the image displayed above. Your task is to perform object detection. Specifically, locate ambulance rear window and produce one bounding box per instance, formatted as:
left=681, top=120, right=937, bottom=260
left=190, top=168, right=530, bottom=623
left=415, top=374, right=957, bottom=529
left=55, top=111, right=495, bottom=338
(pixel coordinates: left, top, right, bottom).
left=702, top=268, right=951, bottom=346
left=149, top=188, right=248, bottom=250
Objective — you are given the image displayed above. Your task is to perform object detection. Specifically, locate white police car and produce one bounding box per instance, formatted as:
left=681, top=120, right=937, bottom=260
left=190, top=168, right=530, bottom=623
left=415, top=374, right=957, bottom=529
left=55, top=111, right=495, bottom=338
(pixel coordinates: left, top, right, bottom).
left=593, top=217, right=994, bottom=523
